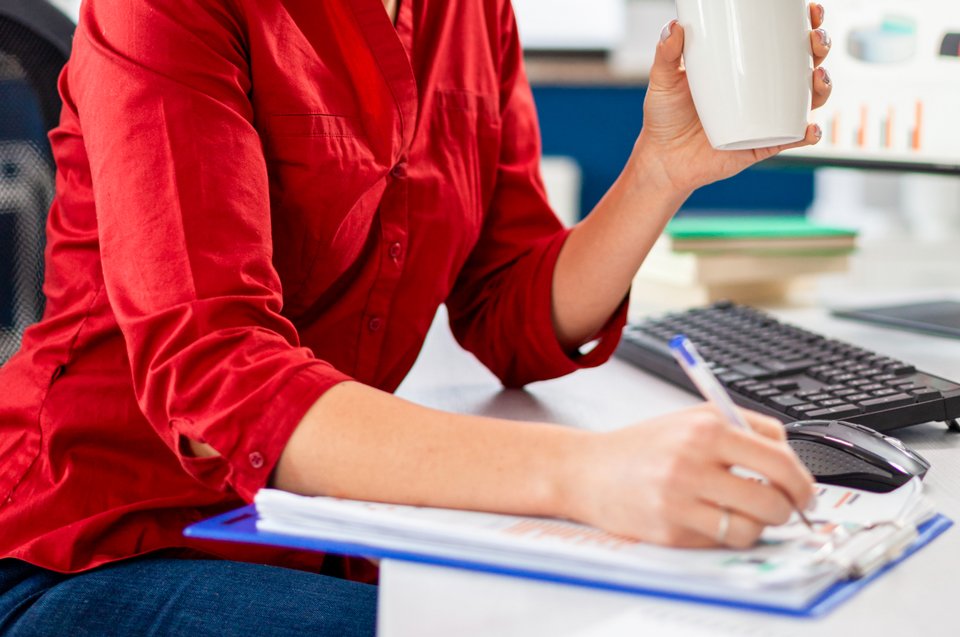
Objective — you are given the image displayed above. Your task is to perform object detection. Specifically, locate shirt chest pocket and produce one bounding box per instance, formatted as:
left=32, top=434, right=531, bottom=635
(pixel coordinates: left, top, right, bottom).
left=261, top=113, right=380, bottom=308
left=429, top=91, right=502, bottom=226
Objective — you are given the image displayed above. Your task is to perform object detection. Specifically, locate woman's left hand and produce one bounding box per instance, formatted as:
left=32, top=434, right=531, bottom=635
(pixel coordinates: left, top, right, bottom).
left=635, top=2, right=833, bottom=196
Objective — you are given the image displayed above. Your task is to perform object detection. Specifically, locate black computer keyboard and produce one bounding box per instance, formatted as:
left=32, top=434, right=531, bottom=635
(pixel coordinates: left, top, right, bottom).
left=616, top=302, right=960, bottom=432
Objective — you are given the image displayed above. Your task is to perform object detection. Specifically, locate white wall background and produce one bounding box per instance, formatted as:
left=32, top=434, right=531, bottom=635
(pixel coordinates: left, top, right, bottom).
left=48, top=0, right=80, bottom=22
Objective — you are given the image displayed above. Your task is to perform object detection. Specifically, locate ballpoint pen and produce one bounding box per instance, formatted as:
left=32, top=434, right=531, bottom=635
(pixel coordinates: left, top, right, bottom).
left=669, top=335, right=816, bottom=533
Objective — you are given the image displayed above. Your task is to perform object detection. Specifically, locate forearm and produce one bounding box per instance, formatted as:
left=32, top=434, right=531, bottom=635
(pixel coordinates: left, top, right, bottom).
left=272, top=381, right=589, bottom=517
left=272, top=386, right=815, bottom=548
left=551, top=142, right=691, bottom=348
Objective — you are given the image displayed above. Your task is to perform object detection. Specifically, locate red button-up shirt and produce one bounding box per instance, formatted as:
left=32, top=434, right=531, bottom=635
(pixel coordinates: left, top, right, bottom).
left=0, top=0, right=626, bottom=575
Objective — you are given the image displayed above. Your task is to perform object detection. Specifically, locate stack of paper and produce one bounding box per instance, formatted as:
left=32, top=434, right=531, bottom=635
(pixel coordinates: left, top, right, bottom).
left=254, top=480, right=935, bottom=613
left=633, top=216, right=858, bottom=309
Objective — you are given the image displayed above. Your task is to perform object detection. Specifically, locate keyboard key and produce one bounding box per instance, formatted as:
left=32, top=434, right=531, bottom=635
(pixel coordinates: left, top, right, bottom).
left=821, top=384, right=848, bottom=393
left=859, top=383, right=885, bottom=392
left=893, top=382, right=924, bottom=392
left=889, top=379, right=917, bottom=388
left=718, top=373, right=746, bottom=384
left=912, top=388, right=942, bottom=401
left=788, top=403, right=822, bottom=418
left=886, top=379, right=913, bottom=388
left=848, top=379, right=872, bottom=387
left=832, top=373, right=858, bottom=383
left=770, top=395, right=805, bottom=408
left=763, top=360, right=818, bottom=375
left=833, top=388, right=858, bottom=397
left=805, top=405, right=862, bottom=419
left=810, top=370, right=840, bottom=382
left=858, top=394, right=916, bottom=411
left=731, top=363, right=776, bottom=380
left=847, top=393, right=872, bottom=402
left=808, top=394, right=833, bottom=402
left=819, top=399, right=847, bottom=407
left=871, top=388, right=899, bottom=397
left=755, top=389, right=782, bottom=399
left=770, top=379, right=800, bottom=391
left=887, top=363, right=917, bottom=376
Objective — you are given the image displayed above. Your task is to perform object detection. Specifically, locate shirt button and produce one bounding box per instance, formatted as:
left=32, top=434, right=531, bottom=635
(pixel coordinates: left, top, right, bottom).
left=390, top=162, right=407, bottom=179
left=368, top=317, right=384, bottom=332
left=388, top=242, right=403, bottom=260
left=249, top=451, right=265, bottom=469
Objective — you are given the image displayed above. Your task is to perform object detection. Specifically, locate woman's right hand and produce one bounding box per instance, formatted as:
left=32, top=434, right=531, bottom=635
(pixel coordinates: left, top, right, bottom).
left=564, top=405, right=816, bottom=549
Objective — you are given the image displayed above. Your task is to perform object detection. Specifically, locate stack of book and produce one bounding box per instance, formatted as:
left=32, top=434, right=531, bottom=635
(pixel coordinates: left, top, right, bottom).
left=633, top=216, right=858, bottom=310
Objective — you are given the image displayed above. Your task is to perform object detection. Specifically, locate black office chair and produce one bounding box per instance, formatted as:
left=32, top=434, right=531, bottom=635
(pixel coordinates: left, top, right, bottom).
left=0, top=0, right=74, bottom=364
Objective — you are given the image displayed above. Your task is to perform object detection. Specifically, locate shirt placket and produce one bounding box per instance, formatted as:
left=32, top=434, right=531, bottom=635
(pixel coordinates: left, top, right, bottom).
left=356, top=167, right=410, bottom=382
left=348, top=0, right=418, bottom=383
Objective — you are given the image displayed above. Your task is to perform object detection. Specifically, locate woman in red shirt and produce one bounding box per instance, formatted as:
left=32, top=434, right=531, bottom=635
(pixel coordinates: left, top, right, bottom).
left=0, top=0, right=832, bottom=634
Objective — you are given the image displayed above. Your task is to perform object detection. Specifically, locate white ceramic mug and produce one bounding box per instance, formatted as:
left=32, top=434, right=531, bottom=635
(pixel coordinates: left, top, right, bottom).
left=675, top=0, right=813, bottom=151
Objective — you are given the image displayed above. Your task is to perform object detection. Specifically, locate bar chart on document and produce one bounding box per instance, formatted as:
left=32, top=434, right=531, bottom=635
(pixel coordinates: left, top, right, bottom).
left=787, top=0, right=960, bottom=169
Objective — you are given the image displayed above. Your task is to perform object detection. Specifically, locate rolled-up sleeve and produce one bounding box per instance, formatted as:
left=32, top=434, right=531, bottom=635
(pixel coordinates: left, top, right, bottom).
left=71, top=0, right=351, bottom=502
left=446, top=3, right=627, bottom=389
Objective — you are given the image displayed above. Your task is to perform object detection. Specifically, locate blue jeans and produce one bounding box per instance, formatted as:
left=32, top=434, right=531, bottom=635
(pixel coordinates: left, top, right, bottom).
left=0, top=558, right=377, bottom=636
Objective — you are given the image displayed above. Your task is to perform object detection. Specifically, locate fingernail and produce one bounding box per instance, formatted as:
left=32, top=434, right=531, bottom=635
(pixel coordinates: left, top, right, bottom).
left=820, top=66, right=831, bottom=86
left=817, top=28, right=832, bottom=48
left=807, top=493, right=819, bottom=512
left=659, top=20, right=675, bottom=44
left=812, top=124, right=823, bottom=140
left=818, top=4, right=825, bottom=24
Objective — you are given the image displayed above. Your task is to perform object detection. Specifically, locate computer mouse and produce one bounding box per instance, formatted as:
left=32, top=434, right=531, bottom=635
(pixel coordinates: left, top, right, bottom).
left=785, top=420, right=930, bottom=493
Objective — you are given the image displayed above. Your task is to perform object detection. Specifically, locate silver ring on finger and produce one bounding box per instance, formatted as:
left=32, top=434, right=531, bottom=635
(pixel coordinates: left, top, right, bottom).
left=716, top=508, right=731, bottom=544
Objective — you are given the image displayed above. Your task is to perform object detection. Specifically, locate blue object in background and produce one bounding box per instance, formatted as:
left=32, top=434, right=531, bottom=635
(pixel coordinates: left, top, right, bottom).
left=0, top=78, right=49, bottom=331
left=530, top=85, right=815, bottom=220
left=0, top=79, right=48, bottom=147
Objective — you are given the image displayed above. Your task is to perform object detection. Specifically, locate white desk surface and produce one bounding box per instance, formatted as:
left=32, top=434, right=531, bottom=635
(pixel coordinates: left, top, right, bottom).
left=382, top=298, right=960, bottom=637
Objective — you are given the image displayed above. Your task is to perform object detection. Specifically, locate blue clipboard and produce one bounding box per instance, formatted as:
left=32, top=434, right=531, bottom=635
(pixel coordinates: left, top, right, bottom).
left=185, top=505, right=952, bottom=618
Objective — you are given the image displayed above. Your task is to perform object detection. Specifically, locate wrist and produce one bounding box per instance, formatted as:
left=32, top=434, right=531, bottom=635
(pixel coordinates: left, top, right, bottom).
left=548, top=428, right=600, bottom=523
left=627, top=133, right=695, bottom=206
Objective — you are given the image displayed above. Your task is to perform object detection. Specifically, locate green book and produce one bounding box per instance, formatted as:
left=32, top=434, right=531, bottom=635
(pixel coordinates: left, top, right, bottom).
left=667, top=216, right=857, bottom=239
left=664, top=216, right=858, bottom=254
